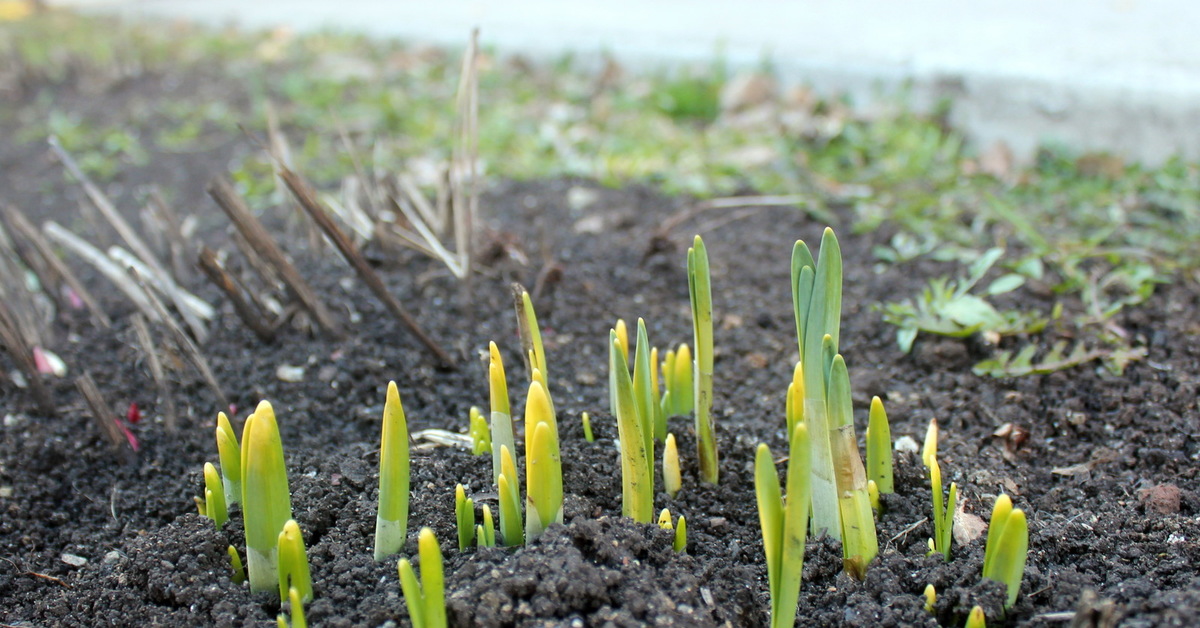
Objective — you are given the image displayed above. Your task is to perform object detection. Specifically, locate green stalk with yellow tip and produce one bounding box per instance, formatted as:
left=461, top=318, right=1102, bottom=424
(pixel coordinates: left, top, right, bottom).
left=687, top=235, right=717, bottom=484
left=658, top=508, right=673, bottom=530
left=923, top=584, right=936, bottom=613
left=791, top=229, right=843, bottom=538
left=928, top=456, right=957, bottom=562
left=866, top=396, right=893, bottom=495
left=514, top=285, right=548, bottom=382
left=632, top=319, right=659, bottom=455
left=468, top=406, right=490, bottom=456
left=611, top=330, right=653, bottom=523
left=754, top=421, right=811, bottom=628
left=398, top=527, right=447, bottom=628
left=524, top=380, right=562, bottom=542
left=784, top=362, right=804, bottom=444
left=982, top=494, right=1028, bottom=609
left=478, top=504, right=496, bottom=548
left=240, top=400, right=293, bottom=594
left=375, top=381, right=411, bottom=561
left=923, top=418, right=939, bottom=468
left=228, top=546, right=246, bottom=584
left=455, top=484, right=475, bottom=550
left=489, top=342, right=514, bottom=487
left=966, top=606, right=987, bottom=628
left=277, top=519, right=312, bottom=604
left=497, top=445, right=522, bottom=546
left=674, top=515, right=687, bottom=553
left=663, top=433, right=682, bottom=498
left=203, top=462, right=228, bottom=529
left=661, top=343, right=694, bottom=418
left=827, top=355, right=878, bottom=577
left=216, top=412, right=241, bottom=505
left=277, top=586, right=307, bottom=628
left=649, top=345, right=664, bottom=441
left=581, top=412, right=594, bottom=442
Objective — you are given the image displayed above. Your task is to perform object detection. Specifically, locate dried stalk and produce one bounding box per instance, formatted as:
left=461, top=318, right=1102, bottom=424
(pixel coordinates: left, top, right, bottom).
left=0, top=299, right=54, bottom=415
left=279, top=167, right=453, bottom=367
left=197, top=247, right=276, bottom=343
left=207, top=177, right=343, bottom=338
left=130, top=314, right=177, bottom=431
left=75, top=372, right=133, bottom=459
left=4, top=206, right=110, bottom=327
left=43, top=221, right=160, bottom=322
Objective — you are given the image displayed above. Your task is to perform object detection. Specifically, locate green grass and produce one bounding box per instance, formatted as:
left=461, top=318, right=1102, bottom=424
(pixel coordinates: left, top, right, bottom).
left=3, top=10, right=1196, bottom=376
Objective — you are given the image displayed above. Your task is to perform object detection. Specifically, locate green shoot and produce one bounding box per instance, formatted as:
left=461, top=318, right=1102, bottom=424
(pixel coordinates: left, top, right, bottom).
left=497, top=445, right=523, bottom=546
left=478, top=504, right=496, bottom=548
left=791, top=229, right=843, bottom=539
left=927, top=457, right=957, bottom=562
left=663, top=433, right=682, bottom=498
left=784, top=362, right=803, bottom=444
left=277, top=519, right=312, bottom=604
left=661, top=343, right=694, bottom=417
left=611, top=330, right=653, bottom=523
left=241, top=400, right=293, bottom=594
left=228, top=545, right=246, bottom=584
left=375, top=381, right=411, bottom=561
left=982, top=495, right=1028, bottom=609
left=611, top=318, right=628, bottom=417
left=581, top=411, right=594, bottom=442
left=966, top=605, right=986, bottom=628
left=398, top=527, right=447, bottom=628
left=216, top=411, right=241, bottom=505
left=514, top=285, right=548, bottom=382
left=865, top=396, right=893, bottom=494
left=277, top=586, right=307, bottom=628
left=524, top=380, right=562, bottom=542
left=632, top=318, right=659, bottom=453
left=867, top=480, right=880, bottom=516
left=468, top=406, right=490, bottom=455
left=650, top=346, right=664, bottom=441
left=658, top=508, right=673, bottom=530
left=923, top=584, right=936, bottom=614
left=203, top=462, right=228, bottom=529
left=674, top=515, right=687, bottom=553
left=923, top=419, right=938, bottom=467
left=489, top=342, right=514, bottom=487
left=827, top=355, right=878, bottom=577
left=455, top=484, right=475, bottom=550
left=754, top=422, right=811, bottom=628
left=687, top=235, right=717, bottom=484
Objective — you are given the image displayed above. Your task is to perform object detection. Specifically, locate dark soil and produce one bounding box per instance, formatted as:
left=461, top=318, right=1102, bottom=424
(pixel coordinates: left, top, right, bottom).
left=2, top=50, right=1199, bottom=628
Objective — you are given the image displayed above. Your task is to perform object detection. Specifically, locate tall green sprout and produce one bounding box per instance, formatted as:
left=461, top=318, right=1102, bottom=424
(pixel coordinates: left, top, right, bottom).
left=398, top=528, right=447, bottom=628
left=611, top=330, right=653, bottom=522
left=688, top=236, right=717, bottom=484
left=375, top=381, right=411, bottom=561
left=928, top=456, right=957, bottom=562
left=202, top=462, right=228, bottom=529
left=865, top=396, right=893, bottom=494
left=632, top=318, right=660, bottom=454
left=216, top=412, right=241, bottom=505
left=755, top=422, right=811, bottom=628
left=791, top=228, right=843, bottom=539
left=277, top=519, right=312, bottom=604
left=241, top=400, right=293, bottom=594
left=497, top=445, right=522, bottom=546
left=661, top=343, right=693, bottom=418
left=524, top=380, right=562, bottom=542
left=983, top=494, right=1028, bottom=609
left=827, top=355, right=878, bottom=577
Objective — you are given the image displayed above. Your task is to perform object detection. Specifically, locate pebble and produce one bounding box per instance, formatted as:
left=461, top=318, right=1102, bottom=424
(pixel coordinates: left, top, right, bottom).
left=276, top=365, right=305, bottom=382
left=61, top=553, right=87, bottom=567
left=104, top=551, right=122, bottom=564
left=894, top=436, right=920, bottom=453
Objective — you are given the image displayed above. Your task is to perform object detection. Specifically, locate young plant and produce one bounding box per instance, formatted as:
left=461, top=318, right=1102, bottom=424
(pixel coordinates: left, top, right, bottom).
left=514, top=285, right=548, bottom=383
left=982, top=494, right=1029, bottom=609
left=524, top=380, right=562, bottom=542
left=398, top=527, right=447, bottom=628
left=375, top=382, right=411, bottom=561
left=277, top=586, right=307, bottom=628
left=277, top=519, right=312, bottom=604
left=966, top=605, right=987, bottom=628
left=468, top=406, right=490, bottom=456
left=228, top=546, right=246, bottom=584
left=923, top=584, right=936, bottom=614
left=610, top=330, right=653, bottom=523
left=241, top=400, right=293, bottom=594
left=663, top=433, right=681, bottom=498
left=497, top=445, right=522, bottom=546
left=660, top=343, right=693, bottom=418
left=216, top=411, right=241, bottom=505
left=657, top=509, right=687, bottom=553
left=632, top=319, right=661, bottom=450
left=477, top=505, right=496, bottom=548
left=754, top=422, right=811, bottom=628
left=687, top=235, right=717, bottom=484
left=923, top=418, right=939, bottom=467
left=455, top=484, right=475, bottom=550
left=828, top=356, right=878, bottom=578
left=581, top=411, right=594, bottom=442
left=610, top=318, right=628, bottom=417
left=791, top=228, right=843, bottom=538
left=865, top=396, right=893, bottom=495
left=488, top=342, right=514, bottom=487
left=202, top=462, right=228, bottom=529
left=927, top=457, right=957, bottom=562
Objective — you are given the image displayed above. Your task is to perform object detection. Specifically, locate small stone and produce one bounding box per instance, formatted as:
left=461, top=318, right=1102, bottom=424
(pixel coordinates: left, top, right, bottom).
left=276, top=365, right=305, bottom=383
left=61, top=553, right=87, bottom=567
left=894, top=436, right=920, bottom=453
left=566, top=186, right=600, bottom=213
left=1138, top=484, right=1181, bottom=515
left=104, top=551, right=122, bottom=564
left=0, top=486, right=11, bottom=498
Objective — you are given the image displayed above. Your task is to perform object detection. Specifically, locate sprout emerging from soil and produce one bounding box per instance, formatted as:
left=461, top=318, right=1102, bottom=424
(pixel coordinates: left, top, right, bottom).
left=923, top=418, right=939, bottom=467
left=966, top=605, right=987, bottom=628
left=632, top=319, right=661, bottom=454
left=374, top=382, right=411, bottom=562
left=228, top=546, right=246, bottom=584
left=514, top=285, right=548, bottom=384
left=663, top=433, right=682, bottom=498
left=468, top=406, right=490, bottom=456
left=277, top=519, right=312, bottom=605
left=687, top=235, right=717, bottom=484
left=827, top=356, right=878, bottom=577
left=581, top=411, right=594, bottom=442
left=241, top=400, right=293, bottom=594
left=497, top=444, right=522, bottom=546
left=276, top=586, right=307, bottom=628
left=927, top=456, right=957, bottom=562
left=661, top=343, right=693, bottom=418
left=216, top=411, right=241, bottom=505
left=983, top=494, right=1029, bottom=609
left=524, top=379, right=562, bottom=542
left=657, top=508, right=687, bottom=554
left=488, top=342, right=514, bottom=487
left=923, top=584, right=936, bottom=614
left=754, top=422, right=811, bottom=628
left=477, top=504, right=496, bottom=548
left=866, top=396, right=893, bottom=495
left=398, top=527, right=447, bottom=628
left=610, top=330, right=653, bottom=523
left=455, top=484, right=475, bottom=550
left=202, top=462, right=228, bottom=530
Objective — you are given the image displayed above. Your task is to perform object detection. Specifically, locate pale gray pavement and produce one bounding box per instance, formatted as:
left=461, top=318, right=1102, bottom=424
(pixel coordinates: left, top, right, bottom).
left=58, top=0, right=1200, bottom=164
